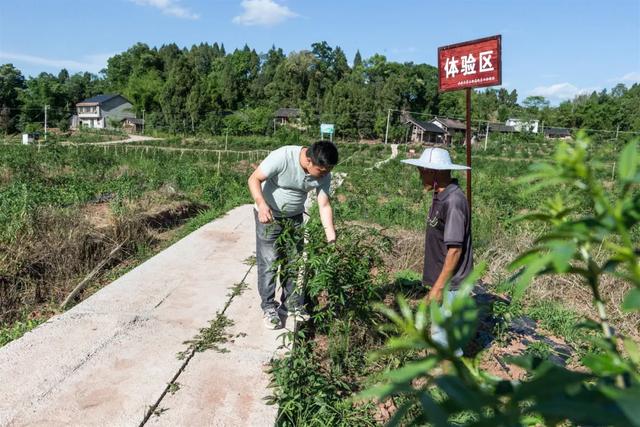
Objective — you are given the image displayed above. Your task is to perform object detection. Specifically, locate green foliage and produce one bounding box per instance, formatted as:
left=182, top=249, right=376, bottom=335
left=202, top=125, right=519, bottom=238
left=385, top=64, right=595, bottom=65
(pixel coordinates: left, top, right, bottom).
left=299, top=219, right=391, bottom=328
left=0, top=144, right=252, bottom=242
left=7, top=40, right=640, bottom=139
left=268, top=340, right=376, bottom=427
left=511, top=134, right=639, bottom=308
left=490, top=300, right=521, bottom=344
left=527, top=300, right=583, bottom=343
left=0, top=64, right=26, bottom=133
left=267, top=217, right=391, bottom=426
left=0, top=316, right=43, bottom=347
left=363, top=135, right=640, bottom=426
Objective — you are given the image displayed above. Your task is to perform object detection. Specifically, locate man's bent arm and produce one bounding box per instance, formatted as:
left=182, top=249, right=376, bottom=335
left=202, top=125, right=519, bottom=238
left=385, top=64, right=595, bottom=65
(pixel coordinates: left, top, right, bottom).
left=317, top=192, right=336, bottom=243
left=427, top=246, right=462, bottom=302
left=248, top=167, right=273, bottom=223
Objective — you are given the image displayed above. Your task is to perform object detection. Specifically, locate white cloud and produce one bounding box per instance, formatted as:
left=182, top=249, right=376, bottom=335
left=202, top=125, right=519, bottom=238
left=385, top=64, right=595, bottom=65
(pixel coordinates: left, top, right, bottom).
left=0, top=51, right=113, bottom=74
left=609, top=71, right=640, bottom=84
left=529, top=82, right=600, bottom=102
left=130, top=0, right=199, bottom=20
left=233, top=0, right=297, bottom=27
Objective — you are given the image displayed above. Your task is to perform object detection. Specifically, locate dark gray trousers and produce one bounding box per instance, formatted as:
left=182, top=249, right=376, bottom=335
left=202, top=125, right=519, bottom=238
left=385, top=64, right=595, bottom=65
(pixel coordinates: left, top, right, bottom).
left=254, top=209, right=304, bottom=313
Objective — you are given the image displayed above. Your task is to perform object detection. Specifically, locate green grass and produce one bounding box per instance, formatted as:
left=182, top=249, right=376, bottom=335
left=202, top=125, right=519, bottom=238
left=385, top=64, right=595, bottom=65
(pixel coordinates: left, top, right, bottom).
left=0, top=316, right=44, bottom=347
left=526, top=299, right=584, bottom=343
left=0, top=143, right=253, bottom=242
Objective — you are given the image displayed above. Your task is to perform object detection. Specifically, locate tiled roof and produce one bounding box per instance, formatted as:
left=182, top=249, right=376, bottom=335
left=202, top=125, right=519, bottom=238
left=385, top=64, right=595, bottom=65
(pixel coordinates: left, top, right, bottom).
left=544, top=127, right=571, bottom=136
left=405, top=116, right=445, bottom=133
left=274, top=108, right=301, bottom=118
left=488, top=123, right=516, bottom=133
left=433, top=117, right=467, bottom=130
left=77, top=94, right=132, bottom=106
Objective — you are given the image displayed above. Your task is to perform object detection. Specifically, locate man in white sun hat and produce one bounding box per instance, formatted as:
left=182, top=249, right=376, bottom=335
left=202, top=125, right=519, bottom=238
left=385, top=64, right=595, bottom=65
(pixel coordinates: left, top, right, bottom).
left=401, top=147, right=473, bottom=354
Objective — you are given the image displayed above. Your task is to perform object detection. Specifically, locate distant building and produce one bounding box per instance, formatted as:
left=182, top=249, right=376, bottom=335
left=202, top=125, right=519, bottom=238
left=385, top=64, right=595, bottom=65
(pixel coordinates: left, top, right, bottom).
left=487, top=123, right=516, bottom=134
left=273, top=108, right=302, bottom=126
left=506, top=118, right=539, bottom=133
left=74, top=94, right=135, bottom=129
left=403, top=115, right=445, bottom=144
left=121, top=117, right=144, bottom=134
left=21, top=132, right=40, bottom=145
left=430, top=117, right=470, bottom=144
left=544, top=127, right=571, bottom=139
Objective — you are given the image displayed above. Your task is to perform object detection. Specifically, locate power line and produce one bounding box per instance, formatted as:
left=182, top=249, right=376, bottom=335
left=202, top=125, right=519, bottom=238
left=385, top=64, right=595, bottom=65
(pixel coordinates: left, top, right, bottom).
left=7, top=105, right=639, bottom=136
left=386, top=109, right=640, bottom=135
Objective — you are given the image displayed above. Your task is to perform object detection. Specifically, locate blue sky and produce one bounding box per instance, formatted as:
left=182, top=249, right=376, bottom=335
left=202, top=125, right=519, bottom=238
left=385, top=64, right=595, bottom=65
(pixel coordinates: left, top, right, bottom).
left=1, top=0, right=638, bottom=104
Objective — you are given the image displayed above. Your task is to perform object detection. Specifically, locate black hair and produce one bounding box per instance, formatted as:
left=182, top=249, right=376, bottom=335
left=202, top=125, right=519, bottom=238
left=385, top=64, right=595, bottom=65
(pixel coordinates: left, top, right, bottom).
left=306, top=140, right=339, bottom=167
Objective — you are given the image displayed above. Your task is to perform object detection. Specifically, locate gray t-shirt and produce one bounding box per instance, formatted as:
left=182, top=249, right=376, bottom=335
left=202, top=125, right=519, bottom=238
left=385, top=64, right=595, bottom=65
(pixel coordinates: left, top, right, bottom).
left=258, top=146, right=331, bottom=217
left=423, top=181, right=473, bottom=291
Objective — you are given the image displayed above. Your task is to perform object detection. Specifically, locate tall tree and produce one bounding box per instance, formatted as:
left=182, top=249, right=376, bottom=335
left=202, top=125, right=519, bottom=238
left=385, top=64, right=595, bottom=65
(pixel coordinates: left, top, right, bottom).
left=0, top=64, right=25, bottom=133
left=353, top=50, right=363, bottom=69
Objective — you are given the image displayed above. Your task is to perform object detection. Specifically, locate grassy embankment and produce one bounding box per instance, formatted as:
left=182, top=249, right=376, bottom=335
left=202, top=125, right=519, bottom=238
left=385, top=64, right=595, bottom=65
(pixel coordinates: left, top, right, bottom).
left=0, top=140, right=251, bottom=343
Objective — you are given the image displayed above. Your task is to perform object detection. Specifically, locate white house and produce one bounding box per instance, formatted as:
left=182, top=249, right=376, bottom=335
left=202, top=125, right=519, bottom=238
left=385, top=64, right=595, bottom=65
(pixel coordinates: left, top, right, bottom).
left=74, top=94, right=135, bottom=129
left=430, top=117, right=470, bottom=144
left=506, top=118, right=539, bottom=134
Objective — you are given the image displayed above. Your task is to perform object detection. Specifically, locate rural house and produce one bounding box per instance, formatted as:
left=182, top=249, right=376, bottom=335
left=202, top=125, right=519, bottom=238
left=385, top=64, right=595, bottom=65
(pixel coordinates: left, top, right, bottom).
left=430, top=117, right=470, bottom=144
left=73, top=94, right=136, bottom=130
left=403, top=115, right=445, bottom=144
left=506, top=118, right=540, bottom=133
left=487, top=123, right=516, bottom=134
left=121, top=117, right=144, bottom=134
left=273, top=108, right=302, bottom=126
left=544, top=127, right=571, bottom=139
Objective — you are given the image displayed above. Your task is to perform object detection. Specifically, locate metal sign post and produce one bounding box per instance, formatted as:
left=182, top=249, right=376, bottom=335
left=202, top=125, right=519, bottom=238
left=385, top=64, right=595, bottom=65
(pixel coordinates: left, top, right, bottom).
left=438, top=34, right=502, bottom=211
left=466, top=88, right=472, bottom=210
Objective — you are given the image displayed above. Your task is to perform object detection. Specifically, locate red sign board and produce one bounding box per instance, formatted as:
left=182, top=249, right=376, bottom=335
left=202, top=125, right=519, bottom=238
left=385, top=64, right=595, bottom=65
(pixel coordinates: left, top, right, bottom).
left=438, top=35, right=501, bottom=92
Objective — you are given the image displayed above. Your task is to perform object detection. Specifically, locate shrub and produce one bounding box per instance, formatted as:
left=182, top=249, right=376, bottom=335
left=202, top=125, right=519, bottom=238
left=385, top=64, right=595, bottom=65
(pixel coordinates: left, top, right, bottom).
left=362, top=135, right=640, bottom=426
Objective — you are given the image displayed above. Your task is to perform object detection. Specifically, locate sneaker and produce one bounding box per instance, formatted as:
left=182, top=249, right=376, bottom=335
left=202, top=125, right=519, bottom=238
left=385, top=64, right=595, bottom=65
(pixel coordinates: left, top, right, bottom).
left=263, top=308, right=281, bottom=329
left=290, top=308, right=310, bottom=323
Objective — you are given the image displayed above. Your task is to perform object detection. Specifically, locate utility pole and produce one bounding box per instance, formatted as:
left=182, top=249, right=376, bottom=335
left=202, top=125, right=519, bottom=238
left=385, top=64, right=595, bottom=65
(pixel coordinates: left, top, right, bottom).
left=616, top=124, right=620, bottom=140
left=484, top=122, right=489, bottom=151
left=225, top=128, right=229, bottom=151
left=384, top=109, right=391, bottom=144
left=44, top=104, right=48, bottom=142
left=142, top=109, right=145, bottom=134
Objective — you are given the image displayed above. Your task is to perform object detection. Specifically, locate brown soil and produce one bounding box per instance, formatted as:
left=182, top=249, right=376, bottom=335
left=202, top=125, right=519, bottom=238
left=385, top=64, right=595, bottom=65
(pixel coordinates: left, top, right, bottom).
left=477, top=316, right=573, bottom=381
left=373, top=398, right=397, bottom=423
left=83, top=203, right=114, bottom=230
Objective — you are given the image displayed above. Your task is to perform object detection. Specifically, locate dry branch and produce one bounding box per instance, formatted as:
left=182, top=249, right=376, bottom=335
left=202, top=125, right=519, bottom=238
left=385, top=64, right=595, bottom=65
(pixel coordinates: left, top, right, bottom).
left=59, top=240, right=126, bottom=309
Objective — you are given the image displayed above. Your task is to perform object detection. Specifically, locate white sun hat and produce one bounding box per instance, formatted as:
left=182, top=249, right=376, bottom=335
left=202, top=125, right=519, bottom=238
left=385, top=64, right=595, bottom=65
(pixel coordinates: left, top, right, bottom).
left=401, top=147, right=470, bottom=170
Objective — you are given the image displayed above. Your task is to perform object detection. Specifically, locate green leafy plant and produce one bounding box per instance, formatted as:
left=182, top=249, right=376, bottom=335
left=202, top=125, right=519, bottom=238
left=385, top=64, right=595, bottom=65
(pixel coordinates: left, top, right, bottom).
left=362, top=134, right=640, bottom=426
left=267, top=216, right=392, bottom=426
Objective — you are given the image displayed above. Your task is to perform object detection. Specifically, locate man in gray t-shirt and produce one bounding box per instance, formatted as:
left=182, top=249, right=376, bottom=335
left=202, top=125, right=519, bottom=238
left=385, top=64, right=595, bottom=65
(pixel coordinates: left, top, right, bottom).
left=248, top=141, right=338, bottom=329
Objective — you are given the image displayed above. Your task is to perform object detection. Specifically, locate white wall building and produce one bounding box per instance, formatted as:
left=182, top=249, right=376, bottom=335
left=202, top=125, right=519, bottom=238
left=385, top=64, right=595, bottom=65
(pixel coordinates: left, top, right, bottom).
left=505, top=118, right=539, bottom=134
left=75, top=94, right=135, bottom=129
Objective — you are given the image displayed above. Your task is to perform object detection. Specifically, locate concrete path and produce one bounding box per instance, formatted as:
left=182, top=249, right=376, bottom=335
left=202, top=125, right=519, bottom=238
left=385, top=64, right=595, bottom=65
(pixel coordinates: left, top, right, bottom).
left=368, top=143, right=399, bottom=169
left=61, top=134, right=161, bottom=146
left=0, top=205, right=281, bottom=427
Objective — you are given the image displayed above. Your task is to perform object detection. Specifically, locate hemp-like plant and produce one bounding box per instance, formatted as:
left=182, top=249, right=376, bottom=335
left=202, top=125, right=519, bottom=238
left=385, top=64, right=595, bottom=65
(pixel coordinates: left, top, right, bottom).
left=362, top=134, right=640, bottom=426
